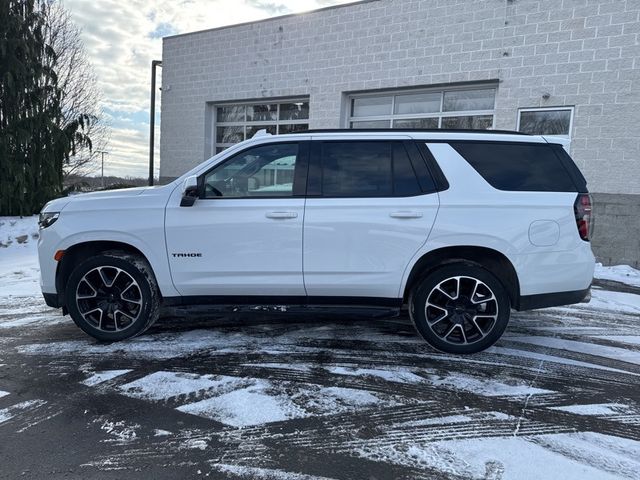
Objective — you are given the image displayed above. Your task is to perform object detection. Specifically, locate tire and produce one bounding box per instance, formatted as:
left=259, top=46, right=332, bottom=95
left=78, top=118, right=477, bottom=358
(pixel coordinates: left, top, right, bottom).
left=65, top=251, right=160, bottom=341
left=409, top=263, right=510, bottom=354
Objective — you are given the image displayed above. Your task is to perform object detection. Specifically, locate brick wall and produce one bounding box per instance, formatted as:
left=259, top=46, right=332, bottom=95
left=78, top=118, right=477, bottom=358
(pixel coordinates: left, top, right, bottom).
left=161, top=0, right=640, bottom=195
left=592, top=193, right=640, bottom=268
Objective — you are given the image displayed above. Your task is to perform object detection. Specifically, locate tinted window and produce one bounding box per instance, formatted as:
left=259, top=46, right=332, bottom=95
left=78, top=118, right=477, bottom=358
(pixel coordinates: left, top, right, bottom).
left=321, top=142, right=393, bottom=197
left=393, top=143, right=422, bottom=196
left=550, top=144, right=588, bottom=192
left=450, top=142, right=577, bottom=192
left=319, top=142, right=427, bottom=197
left=204, top=143, right=298, bottom=198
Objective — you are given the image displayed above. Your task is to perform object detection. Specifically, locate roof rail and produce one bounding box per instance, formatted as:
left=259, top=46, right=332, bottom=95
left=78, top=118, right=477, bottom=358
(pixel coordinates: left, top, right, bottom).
left=290, top=128, right=530, bottom=135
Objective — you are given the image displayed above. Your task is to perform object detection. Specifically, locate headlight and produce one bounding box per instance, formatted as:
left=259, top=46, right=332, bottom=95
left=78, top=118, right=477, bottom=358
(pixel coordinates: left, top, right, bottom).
left=38, top=212, right=60, bottom=229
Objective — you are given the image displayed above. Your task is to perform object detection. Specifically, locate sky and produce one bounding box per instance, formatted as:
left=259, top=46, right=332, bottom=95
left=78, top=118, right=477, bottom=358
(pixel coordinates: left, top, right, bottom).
left=63, top=0, right=356, bottom=179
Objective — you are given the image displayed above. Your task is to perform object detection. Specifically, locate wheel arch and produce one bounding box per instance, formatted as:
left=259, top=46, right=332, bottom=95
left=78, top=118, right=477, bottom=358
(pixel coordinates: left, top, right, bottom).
left=55, top=240, right=156, bottom=308
left=402, top=246, right=520, bottom=308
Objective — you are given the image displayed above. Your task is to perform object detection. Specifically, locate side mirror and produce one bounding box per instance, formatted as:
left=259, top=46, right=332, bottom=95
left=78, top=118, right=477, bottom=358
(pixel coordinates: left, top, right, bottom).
left=180, top=175, right=199, bottom=207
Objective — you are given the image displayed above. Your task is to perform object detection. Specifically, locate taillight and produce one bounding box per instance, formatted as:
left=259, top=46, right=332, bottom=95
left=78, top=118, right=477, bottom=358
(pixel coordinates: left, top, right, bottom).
left=574, top=193, right=593, bottom=241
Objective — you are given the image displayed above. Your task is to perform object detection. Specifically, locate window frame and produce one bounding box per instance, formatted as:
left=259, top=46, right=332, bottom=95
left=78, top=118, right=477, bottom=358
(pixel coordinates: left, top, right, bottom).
left=516, top=106, right=575, bottom=138
left=345, top=85, right=497, bottom=130
left=307, top=140, right=438, bottom=198
left=212, top=98, right=310, bottom=155
left=198, top=141, right=310, bottom=200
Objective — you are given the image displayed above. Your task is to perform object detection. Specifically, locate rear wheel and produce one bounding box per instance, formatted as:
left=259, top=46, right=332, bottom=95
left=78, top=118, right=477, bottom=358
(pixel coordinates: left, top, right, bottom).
left=409, top=263, right=510, bottom=354
left=65, top=251, right=160, bottom=341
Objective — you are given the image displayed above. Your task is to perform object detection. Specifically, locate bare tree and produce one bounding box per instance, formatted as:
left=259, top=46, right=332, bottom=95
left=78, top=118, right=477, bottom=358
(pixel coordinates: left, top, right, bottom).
left=42, top=1, right=109, bottom=180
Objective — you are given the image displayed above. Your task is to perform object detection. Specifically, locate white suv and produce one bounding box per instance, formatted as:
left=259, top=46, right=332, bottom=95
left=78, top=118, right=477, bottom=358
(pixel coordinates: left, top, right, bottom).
left=38, top=130, right=595, bottom=354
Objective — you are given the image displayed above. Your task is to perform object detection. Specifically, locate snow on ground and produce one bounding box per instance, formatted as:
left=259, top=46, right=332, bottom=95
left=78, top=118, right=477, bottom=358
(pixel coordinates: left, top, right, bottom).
left=118, top=370, right=401, bottom=428
left=595, top=262, right=640, bottom=287
left=0, top=216, right=40, bottom=297
left=82, top=370, right=132, bottom=387
left=1, top=215, right=640, bottom=479
left=119, top=371, right=243, bottom=401
left=550, top=403, right=636, bottom=416
left=356, top=433, right=633, bottom=480
left=211, top=464, right=336, bottom=480
left=512, top=336, right=640, bottom=364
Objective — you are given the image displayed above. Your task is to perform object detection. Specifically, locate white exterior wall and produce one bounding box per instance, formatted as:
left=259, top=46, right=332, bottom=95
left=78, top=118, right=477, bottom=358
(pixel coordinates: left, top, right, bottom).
left=160, top=0, right=640, bottom=195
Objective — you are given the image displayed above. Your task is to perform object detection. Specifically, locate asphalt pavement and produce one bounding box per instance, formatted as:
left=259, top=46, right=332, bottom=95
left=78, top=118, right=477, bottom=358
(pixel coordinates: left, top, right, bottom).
left=0, top=280, right=639, bottom=479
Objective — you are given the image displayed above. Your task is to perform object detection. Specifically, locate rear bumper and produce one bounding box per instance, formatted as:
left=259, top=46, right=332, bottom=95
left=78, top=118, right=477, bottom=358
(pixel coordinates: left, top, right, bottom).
left=516, top=287, right=591, bottom=311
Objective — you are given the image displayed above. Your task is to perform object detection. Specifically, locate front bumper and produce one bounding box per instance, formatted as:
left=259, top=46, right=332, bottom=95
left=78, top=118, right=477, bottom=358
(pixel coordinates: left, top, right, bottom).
left=43, top=292, right=63, bottom=308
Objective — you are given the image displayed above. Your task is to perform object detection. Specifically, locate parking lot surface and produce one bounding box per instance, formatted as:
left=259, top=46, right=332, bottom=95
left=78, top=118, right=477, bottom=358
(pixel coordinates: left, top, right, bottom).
left=0, top=280, right=639, bottom=479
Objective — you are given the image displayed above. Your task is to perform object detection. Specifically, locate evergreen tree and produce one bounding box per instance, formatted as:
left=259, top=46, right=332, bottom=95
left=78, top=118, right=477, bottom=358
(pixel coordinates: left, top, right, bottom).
left=0, top=0, right=91, bottom=216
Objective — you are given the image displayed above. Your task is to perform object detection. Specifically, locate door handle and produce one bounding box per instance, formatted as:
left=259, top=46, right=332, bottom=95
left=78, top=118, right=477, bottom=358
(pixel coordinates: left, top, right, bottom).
left=390, top=211, right=423, bottom=219
left=266, top=211, right=298, bottom=219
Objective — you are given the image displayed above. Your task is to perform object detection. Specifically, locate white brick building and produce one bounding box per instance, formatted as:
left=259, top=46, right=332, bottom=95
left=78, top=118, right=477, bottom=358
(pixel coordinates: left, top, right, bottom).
left=160, top=0, right=640, bottom=266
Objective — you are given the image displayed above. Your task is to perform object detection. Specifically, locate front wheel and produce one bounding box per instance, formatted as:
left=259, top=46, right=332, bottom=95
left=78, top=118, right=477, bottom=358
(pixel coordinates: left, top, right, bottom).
left=65, top=251, right=160, bottom=341
left=409, top=264, right=511, bottom=354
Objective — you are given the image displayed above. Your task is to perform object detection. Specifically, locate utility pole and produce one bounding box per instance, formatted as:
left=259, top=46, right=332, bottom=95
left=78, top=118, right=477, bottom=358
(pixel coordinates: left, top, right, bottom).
left=149, top=60, right=162, bottom=186
left=95, top=150, right=109, bottom=189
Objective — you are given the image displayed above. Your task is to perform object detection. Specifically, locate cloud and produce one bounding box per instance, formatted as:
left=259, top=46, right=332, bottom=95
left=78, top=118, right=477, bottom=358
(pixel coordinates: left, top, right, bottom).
left=63, top=0, right=356, bottom=178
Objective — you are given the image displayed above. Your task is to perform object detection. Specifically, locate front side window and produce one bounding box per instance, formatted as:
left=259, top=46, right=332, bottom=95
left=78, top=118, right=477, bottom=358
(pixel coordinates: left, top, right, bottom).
left=348, top=86, right=496, bottom=130
left=203, top=143, right=298, bottom=198
left=518, top=107, right=573, bottom=137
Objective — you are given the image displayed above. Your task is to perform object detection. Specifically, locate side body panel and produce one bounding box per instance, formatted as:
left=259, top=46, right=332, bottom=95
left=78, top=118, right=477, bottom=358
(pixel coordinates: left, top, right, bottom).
left=164, top=191, right=306, bottom=296
left=38, top=186, right=179, bottom=297
left=399, top=142, right=594, bottom=298
left=303, top=195, right=439, bottom=297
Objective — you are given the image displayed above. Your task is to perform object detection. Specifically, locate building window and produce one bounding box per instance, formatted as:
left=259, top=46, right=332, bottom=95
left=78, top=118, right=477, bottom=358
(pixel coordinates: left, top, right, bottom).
left=347, top=86, right=496, bottom=130
left=517, top=107, right=574, bottom=137
left=214, top=99, right=309, bottom=153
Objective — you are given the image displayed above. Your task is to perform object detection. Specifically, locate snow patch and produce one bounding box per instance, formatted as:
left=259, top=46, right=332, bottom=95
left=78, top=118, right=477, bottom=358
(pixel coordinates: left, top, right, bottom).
left=0, top=314, right=67, bottom=329
left=177, top=380, right=305, bottom=427
left=355, top=434, right=630, bottom=480
left=178, top=378, right=394, bottom=427
left=210, top=464, right=337, bottom=480
left=119, top=371, right=243, bottom=401
left=424, top=372, right=553, bottom=397
left=597, top=336, right=640, bottom=346
left=595, top=263, right=640, bottom=288
left=98, top=419, right=139, bottom=443
left=512, top=336, right=640, bottom=365
left=0, top=390, right=9, bottom=398
left=0, top=399, right=45, bottom=425
left=0, top=216, right=40, bottom=297
left=245, top=362, right=313, bottom=373
left=490, top=347, right=638, bottom=376
left=183, top=438, right=208, bottom=450
left=326, top=366, right=426, bottom=384
left=396, top=411, right=513, bottom=428
left=82, top=370, right=132, bottom=387
left=587, top=289, right=640, bottom=314
left=551, top=403, right=635, bottom=416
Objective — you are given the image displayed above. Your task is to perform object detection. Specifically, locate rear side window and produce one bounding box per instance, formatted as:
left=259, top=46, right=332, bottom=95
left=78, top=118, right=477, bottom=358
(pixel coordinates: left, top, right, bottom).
left=321, top=142, right=392, bottom=196
left=550, top=144, right=588, bottom=193
left=393, top=143, right=422, bottom=196
left=450, top=142, right=578, bottom=192
left=318, top=141, right=424, bottom=197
